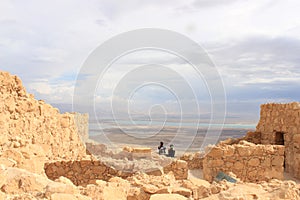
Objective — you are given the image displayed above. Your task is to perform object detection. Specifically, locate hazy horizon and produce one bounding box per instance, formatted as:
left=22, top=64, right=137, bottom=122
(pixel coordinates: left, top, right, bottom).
left=53, top=102, right=260, bottom=124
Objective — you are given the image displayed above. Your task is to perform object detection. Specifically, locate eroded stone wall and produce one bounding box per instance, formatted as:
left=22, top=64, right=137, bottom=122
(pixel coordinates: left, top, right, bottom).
left=257, top=102, right=300, bottom=178
left=180, top=152, right=204, bottom=170
left=0, top=71, right=86, bottom=174
left=45, top=158, right=189, bottom=186
left=163, top=160, right=188, bottom=180
left=203, top=141, right=284, bottom=182
left=44, top=159, right=127, bottom=186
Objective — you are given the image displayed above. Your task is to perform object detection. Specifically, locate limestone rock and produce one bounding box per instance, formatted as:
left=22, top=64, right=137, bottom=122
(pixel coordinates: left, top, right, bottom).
left=127, top=187, right=150, bottom=200
left=50, top=193, right=91, bottom=200
left=45, top=181, right=79, bottom=197
left=0, top=71, right=87, bottom=174
left=1, top=167, right=50, bottom=194
left=163, top=160, right=188, bottom=180
left=180, top=152, right=204, bottom=169
left=171, top=187, right=192, bottom=198
left=123, top=147, right=152, bottom=159
left=149, top=194, right=187, bottom=200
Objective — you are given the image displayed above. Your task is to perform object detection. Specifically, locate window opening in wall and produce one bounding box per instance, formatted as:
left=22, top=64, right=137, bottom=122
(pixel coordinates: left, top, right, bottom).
left=275, top=131, right=284, bottom=145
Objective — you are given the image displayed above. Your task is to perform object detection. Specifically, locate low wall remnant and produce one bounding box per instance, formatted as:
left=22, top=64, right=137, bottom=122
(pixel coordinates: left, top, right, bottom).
left=203, top=141, right=284, bottom=182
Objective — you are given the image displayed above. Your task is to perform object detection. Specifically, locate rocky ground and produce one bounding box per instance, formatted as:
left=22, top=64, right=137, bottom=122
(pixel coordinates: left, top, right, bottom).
left=1, top=163, right=300, bottom=199
left=0, top=70, right=300, bottom=200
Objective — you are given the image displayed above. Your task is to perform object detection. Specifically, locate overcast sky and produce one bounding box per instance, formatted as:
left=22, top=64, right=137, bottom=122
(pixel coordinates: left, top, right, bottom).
left=1, top=0, right=300, bottom=123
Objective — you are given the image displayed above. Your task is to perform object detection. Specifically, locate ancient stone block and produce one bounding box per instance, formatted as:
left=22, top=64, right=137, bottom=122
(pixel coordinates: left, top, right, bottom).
left=248, top=158, right=260, bottom=167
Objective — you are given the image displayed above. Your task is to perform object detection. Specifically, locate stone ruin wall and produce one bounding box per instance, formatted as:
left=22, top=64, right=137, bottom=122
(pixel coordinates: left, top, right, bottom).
left=0, top=71, right=87, bottom=174
left=44, top=159, right=126, bottom=186
left=256, top=102, right=300, bottom=179
left=163, top=159, right=188, bottom=180
left=45, top=158, right=188, bottom=186
left=203, top=141, right=285, bottom=182
left=45, top=142, right=189, bottom=186
left=4, top=70, right=298, bottom=186
left=180, top=152, right=204, bottom=170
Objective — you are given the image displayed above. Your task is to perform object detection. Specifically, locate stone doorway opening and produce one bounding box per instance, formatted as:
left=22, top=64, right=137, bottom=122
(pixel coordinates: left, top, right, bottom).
left=274, top=131, right=285, bottom=169
left=275, top=132, right=285, bottom=145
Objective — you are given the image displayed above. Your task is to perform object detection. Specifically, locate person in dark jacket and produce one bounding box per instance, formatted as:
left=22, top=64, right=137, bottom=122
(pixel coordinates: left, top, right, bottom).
left=167, top=144, right=175, bottom=157
left=158, top=141, right=166, bottom=155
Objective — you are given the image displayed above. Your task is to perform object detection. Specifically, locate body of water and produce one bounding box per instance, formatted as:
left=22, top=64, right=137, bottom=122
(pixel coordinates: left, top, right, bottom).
left=89, top=120, right=256, bottom=136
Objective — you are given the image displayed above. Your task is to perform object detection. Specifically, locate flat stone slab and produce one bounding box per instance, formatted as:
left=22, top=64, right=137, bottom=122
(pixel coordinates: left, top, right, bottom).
left=123, top=147, right=152, bottom=154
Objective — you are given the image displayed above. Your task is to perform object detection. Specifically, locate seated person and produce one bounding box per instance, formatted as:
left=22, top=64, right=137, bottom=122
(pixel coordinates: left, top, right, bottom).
left=167, top=144, right=175, bottom=157
left=158, top=141, right=166, bottom=155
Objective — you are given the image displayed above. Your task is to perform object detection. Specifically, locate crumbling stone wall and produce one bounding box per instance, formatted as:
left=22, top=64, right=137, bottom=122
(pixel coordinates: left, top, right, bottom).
left=163, top=160, right=188, bottom=180
left=242, top=131, right=262, bottom=144
left=203, top=141, right=284, bottom=182
left=45, top=158, right=189, bottom=186
left=0, top=71, right=86, bottom=174
left=44, top=159, right=129, bottom=186
left=180, top=152, right=204, bottom=170
left=256, top=102, right=300, bottom=179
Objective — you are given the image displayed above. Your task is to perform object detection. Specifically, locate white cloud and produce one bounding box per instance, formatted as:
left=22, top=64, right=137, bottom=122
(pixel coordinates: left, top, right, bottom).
left=1, top=0, right=300, bottom=121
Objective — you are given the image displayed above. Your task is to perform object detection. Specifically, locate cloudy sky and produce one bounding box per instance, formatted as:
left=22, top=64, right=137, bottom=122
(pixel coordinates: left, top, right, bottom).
left=1, top=0, right=300, bottom=123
